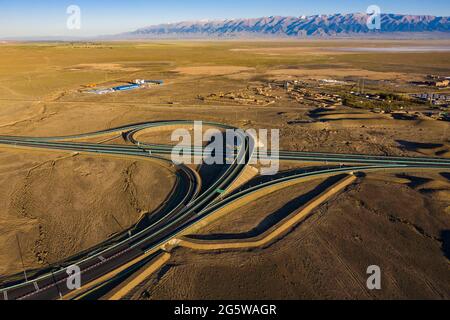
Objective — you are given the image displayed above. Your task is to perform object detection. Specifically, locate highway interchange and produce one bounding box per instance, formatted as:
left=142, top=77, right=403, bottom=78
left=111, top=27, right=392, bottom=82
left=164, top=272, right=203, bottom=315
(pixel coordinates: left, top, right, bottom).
left=0, top=120, right=449, bottom=300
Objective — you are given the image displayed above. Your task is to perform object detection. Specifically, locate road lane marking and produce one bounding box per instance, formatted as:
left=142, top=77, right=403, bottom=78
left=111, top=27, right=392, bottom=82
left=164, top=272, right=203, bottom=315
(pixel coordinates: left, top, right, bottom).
left=3, top=291, right=7, bottom=301
left=1, top=127, right=448, bottom=300
left=33, top=282, right=39, bottom=291
left=99, top=256, right=106, bottom=262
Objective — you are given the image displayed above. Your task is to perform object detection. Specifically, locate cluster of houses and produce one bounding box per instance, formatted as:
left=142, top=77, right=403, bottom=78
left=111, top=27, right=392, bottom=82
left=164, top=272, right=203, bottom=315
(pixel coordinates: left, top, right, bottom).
left=410, top=75, right=450, bottom=88
left=199, top=85, right=279, bottom=106
left=197, top=77, right=448, bottom=122
left=274, top=80, right=343, bottom=107
left=410, top=93, right=450, bottom=106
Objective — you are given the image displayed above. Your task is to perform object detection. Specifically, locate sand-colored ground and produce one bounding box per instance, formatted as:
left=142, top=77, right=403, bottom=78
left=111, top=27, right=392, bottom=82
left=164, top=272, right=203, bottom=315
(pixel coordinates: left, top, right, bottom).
left=173, top=66, right=255, bottom=76
left=230, top=46, right=336, bottom=56
left=312, top=111, right=391, bottom=121
left=230, top=40, right=450, bottom=57
left=0, top=148, right=177, bottom=277
left=133, top=124, right=226, bottom=146
left=69, top=63, right=141, bottom=72
left=130, top=171, right=450, bottom=300
left=178, top=174, right=356, bottom=250
left=412, top=143, right=450, bottom=158
left=0, top=41, right=449, bottom=299
left=107, top=252, right=171, bottom=301
left=267, top=68, right=411, bottom=81
left=0, top=42, right=447, bottom=159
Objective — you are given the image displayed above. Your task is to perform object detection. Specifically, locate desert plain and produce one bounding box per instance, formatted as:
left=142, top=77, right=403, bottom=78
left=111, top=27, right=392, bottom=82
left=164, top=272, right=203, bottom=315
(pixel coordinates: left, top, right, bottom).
left=0, top=40, right=449, bottom=299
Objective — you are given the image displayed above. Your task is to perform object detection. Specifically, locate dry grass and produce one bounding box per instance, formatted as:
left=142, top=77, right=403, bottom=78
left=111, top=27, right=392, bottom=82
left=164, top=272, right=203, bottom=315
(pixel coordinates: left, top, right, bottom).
left=173, top=66, right=255, bottom=76
left=0, top=40, right=448, bottom=297
left=0, top=148, right=176, bottom=276
left=131, top=172, right=450, bottom=300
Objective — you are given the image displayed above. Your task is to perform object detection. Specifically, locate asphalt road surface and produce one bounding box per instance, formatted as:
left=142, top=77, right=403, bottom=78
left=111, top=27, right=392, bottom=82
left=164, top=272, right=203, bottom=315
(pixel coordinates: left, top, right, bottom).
left=0, top=121, right=448, bottom=300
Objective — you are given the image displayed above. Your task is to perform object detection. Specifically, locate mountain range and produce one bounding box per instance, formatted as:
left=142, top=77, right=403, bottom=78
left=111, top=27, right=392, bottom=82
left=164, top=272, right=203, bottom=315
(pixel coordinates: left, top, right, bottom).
left=118, top=13, right=450, bottom=39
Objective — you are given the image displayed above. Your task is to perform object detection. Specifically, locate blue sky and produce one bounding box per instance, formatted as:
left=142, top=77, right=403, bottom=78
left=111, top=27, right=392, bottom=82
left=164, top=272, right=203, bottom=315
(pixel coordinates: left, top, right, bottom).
left=1, top=0, right=449, bottom=37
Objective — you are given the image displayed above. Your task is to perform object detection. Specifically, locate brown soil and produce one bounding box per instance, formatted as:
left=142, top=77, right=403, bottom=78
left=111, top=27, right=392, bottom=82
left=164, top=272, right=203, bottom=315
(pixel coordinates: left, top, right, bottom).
left=69, top=63, right=141, bottom=72
left=0, top=148, right=176, bottom=277
left=173, top=66, right=255, bottom=76
left=267, top=68, right=408, bottom=81
left=0, top=41, right=449, bottom=299
left=130, top=172, right=450, bottom=300
left=133, top=124, right=225, bottom=146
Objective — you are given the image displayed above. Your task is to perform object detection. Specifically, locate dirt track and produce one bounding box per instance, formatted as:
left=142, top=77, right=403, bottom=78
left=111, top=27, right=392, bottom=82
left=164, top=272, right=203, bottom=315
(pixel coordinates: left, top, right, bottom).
left=130, top=172, right=450, bottom=300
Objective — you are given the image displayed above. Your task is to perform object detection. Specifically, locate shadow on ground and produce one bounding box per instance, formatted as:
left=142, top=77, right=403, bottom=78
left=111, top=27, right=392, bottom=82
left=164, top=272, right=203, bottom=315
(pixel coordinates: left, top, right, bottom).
left=442, top=230, right=450, bottom=261
left=187, top=174, right=348, bottom=241
left=396, top=140, right=443, bottom=152
left=230, top=165, right=344, bottom=197
left=395, top=173, right=433, bottom=189
left=440, top=172, right=450, bottom=182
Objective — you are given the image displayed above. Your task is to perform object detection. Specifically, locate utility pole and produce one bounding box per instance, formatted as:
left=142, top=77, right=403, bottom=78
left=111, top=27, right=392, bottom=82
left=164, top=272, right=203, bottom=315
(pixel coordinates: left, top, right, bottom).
left=111, top=214, right=131, bottom=237
left=16, top=234, right=28, bottom=282
left=111, top=214, right=124, bottom=230
left=50, top=268, right=63, bottom=299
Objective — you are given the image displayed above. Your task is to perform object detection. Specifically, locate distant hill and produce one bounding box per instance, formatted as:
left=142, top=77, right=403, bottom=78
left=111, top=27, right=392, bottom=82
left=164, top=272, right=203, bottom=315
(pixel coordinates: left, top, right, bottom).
left=117, top=13, right=450, bottom=39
